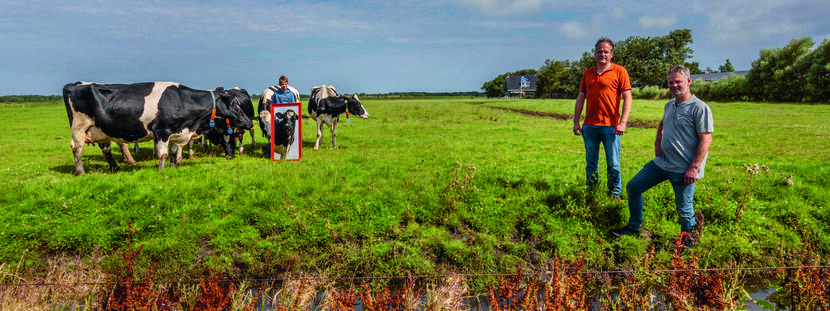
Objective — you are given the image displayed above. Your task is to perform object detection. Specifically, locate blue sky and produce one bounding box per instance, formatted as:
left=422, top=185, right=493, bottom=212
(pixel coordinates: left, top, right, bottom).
left=1, top=0, right=828, bottom=95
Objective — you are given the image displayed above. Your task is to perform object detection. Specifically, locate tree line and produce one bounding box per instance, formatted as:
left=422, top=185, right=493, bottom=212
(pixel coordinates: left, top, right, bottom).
left=356, top=91, right=485, bottom=98
left=483, top=30, right=830, bottom=103
left=0, top=95, right=62, bottom=103
left=3, top=92, right=485, bottom=104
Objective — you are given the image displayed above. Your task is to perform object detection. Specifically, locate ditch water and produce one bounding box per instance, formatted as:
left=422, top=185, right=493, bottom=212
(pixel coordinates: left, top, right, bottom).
left=241, top=285, right=788, bottom=311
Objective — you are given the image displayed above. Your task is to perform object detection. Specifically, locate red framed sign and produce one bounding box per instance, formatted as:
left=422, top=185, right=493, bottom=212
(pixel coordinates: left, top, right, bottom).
left=270, top=102, right=302, bottom=161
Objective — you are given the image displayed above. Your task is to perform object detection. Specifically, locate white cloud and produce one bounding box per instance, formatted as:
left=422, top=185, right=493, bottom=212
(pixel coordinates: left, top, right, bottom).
left=638, top=14, right=676, bottom=29
left=478, top=20, right=546, bottom=30
left=694, top=0, right=827, bottom=43
left=558, top=21, right=594, bottom=40
left=611, top=7, right=625, bottom=19
left=454, top=0, right=544, bottom=17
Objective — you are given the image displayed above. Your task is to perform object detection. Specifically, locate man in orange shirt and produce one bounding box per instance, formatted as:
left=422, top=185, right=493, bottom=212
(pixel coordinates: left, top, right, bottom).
left=573, top=37, right=633, bottom=200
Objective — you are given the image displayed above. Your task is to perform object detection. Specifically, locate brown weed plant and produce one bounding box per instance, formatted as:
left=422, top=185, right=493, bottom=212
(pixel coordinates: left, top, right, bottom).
left=487, top=267, right=533, bottom=311
left=326, top=286, right=358, bottom=311
left=98, top=242, right=179, bottom=311
left=776, top=246, right=830, bottom=310
left=321, top=278, right=421, bottom=311
left=617, top=274, right=652, bottom=310
left=190, top=269, right=235, bottom=311
left=544, top=258, right=588, bottom=310
left=358, top=279, right=421, bottom=311
left=664, top=233, right=730, bottom=311
left=597, top=246, right=656, bottom=310
left=486, top=262, right=589, bottom=311
left=96, top=222, right=179, bottom=310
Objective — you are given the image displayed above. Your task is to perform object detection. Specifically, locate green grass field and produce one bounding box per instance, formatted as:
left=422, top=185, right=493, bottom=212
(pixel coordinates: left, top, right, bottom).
left=0, top=98, right=828, bottom=292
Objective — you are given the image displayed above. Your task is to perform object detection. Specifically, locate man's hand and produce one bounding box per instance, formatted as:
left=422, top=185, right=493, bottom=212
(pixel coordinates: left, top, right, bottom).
left=684, top=166, right=699, bottom=185
left=573, top=124, right=582, bottom=136
left=614, top=123, right=626, bottom=135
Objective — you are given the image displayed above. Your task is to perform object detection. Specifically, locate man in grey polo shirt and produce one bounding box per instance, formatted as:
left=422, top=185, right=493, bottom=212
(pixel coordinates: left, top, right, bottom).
left=610, top=65, right=713, bottom=246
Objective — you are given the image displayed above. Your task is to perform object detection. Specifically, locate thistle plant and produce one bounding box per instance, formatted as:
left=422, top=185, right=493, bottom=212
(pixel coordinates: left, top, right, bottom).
left=736, top=163, right=769, bottom=222
left=441, top=162, right=479, bottom=212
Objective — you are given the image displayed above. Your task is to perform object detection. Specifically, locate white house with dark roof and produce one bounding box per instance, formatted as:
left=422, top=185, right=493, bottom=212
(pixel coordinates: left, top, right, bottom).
left=504, top=75, right=537, bottom=98
left=690, top=70, right=749, bottom=82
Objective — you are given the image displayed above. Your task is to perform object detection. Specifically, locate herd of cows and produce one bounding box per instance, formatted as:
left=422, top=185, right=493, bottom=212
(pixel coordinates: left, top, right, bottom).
left=62, top=81, right=370, bottom=175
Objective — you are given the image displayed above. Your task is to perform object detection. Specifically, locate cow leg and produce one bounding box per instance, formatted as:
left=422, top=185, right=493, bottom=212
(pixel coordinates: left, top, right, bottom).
left=331, top=119, right=339, bottom=149
left=248, top=128, right=256, bottom=151
left=133, top=143, right=140, bottom=154
left=314, top=121, right=323, bottom=150
left=238, top=132, right=246, bottom=155
left=200, top=136, right=208, bottom=152
left=70, top=135, right=86, bottom=175
left=187, top=139, right=195, bottom=159
left=156, top=140, right=169, bottom=171
left=117, top=142, right=138, bottom=165
left=170, top=144, right=184, bottom=166
left=99, top=143, right=120, bottom=173
left=223, top=134, right=235, bottom=159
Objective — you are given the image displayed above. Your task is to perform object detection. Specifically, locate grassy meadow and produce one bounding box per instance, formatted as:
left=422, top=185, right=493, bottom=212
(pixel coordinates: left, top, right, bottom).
left=0, top=97, right=828, bottom=295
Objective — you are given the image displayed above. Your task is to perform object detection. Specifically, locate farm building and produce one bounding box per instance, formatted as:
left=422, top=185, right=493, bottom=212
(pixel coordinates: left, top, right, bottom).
left=504, top=75, right=537, bottom=98
left=690, top=70, right=749, bottom=82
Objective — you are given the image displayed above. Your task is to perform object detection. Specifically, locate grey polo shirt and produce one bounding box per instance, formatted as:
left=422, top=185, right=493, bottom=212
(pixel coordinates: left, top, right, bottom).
left=653, top=95, right=714, bottom=178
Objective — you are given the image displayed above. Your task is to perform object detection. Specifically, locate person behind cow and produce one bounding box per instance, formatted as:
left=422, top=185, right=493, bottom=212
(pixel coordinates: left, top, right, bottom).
left=573, top=37, right=633, bottom=200
left=270, top=75, right=296, bottom=103
left=610, top=65, right=713, bottom=247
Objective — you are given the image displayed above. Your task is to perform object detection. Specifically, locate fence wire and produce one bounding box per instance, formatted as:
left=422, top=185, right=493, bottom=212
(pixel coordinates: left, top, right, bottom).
left=1, top=264, right=828, bottom=288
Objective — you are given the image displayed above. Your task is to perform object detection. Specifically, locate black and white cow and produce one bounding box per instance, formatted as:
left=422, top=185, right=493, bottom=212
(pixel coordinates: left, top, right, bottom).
left=308, top=85, right=369, bottom=150
left=62, top=81, right=253, bottom=175
left=268, top=109, right=298, bottom=159
left=128, top=87, right=255, bottom=160
left=257, top=85, right=300, bottom=152
left=195, top=87, right=255, bottom=158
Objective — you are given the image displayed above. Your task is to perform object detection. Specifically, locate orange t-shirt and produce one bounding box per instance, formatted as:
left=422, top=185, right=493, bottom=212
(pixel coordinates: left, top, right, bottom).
left=579, top=63, right=631, bottom=127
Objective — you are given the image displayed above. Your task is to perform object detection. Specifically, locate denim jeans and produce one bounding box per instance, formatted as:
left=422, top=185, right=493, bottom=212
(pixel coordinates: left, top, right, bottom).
left=625, top=160, right=696, bottom=232
left=581, top=125, right=621, bottom=196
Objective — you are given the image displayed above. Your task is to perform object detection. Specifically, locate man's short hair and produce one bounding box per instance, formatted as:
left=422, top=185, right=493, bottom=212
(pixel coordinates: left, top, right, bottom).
left=595, top=37, right=614, bottom=51
left=668, top=65, right=691, bottom=80
left=278, top=75, right=289, bottom=84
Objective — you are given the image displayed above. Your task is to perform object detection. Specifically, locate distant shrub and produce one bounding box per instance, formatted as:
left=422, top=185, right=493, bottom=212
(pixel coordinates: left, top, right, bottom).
left=691, top=75, right=750, bottom=102
left=0, top=95, right=62, bottom=103
left=632, top=86, right=670, bottom=100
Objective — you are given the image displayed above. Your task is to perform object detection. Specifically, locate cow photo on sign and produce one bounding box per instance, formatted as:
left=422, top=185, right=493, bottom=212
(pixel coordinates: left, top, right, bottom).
left=270, top=103, right=301, bottom=161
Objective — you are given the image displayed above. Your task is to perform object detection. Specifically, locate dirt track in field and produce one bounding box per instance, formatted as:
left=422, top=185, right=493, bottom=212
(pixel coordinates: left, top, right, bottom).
left=485, top=105, right=659, bottom=129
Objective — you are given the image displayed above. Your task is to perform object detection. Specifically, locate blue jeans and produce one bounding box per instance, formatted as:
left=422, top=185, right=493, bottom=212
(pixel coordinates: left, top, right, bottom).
left=626, top=160, right=696, bottom=232
left=581, top=125, right=621, bottom=196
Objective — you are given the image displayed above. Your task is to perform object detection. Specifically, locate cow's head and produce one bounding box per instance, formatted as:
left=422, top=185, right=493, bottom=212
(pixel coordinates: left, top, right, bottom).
left=230, top=87, right=255, bottom=119
left=345, top=94, right=370, bottom=119
left=274, top=109, right=298, bottom=141
left=215, top=87, right=254, bottom=130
